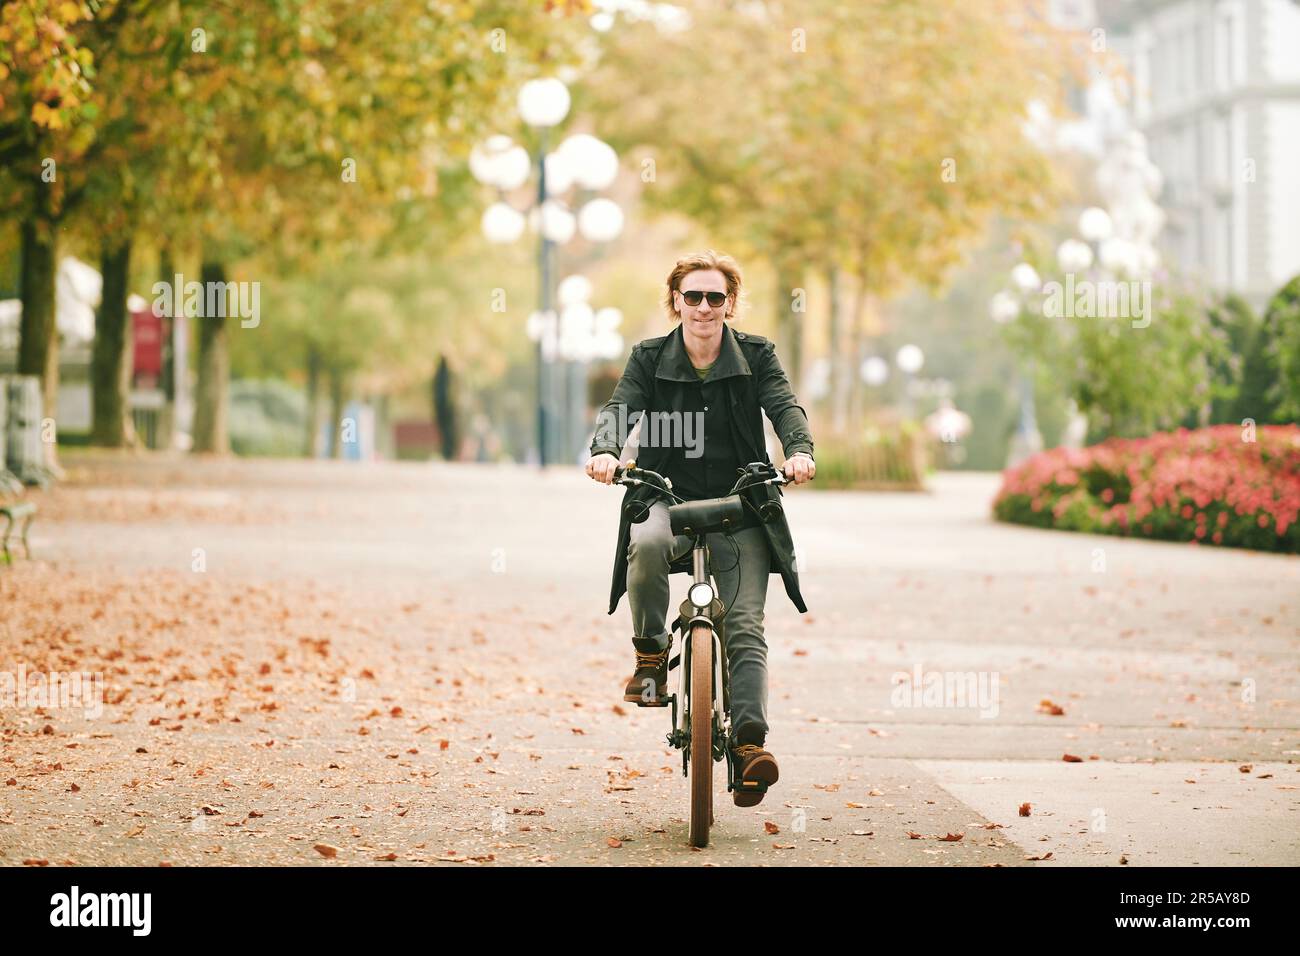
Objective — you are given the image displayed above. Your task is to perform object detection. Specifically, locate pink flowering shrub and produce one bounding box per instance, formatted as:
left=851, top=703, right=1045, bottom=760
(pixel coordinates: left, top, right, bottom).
left=993, top=425, right=1300, bottom=553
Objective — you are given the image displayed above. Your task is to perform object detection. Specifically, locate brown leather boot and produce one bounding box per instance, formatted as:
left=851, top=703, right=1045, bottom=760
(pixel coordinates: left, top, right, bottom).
left=623, top=643, right=672, bottom=706
left=731, top=743, right=779, bottom=807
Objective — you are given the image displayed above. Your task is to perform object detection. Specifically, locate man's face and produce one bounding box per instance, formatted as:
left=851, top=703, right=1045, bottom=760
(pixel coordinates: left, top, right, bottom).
left=674, top=268, right=730, bottom=339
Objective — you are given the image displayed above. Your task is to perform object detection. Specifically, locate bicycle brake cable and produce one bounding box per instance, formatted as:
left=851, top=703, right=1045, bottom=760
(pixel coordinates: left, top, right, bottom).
left=711, top=527, right=742, bottom=617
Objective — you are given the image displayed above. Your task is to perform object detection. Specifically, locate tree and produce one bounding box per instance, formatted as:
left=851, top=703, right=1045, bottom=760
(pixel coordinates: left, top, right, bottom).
left=75, top=5, right=192, bottom=446
left=1261, top=276, right=1300, bottom=423
left=0, top=0, right=127, bottom=468
left=6, top=0, right=582, bottom=459
left=1190, top=293, right=1256, bottom=427
left=89, top=237, right=133, bottom=444
left=580, top=0, right=1082, bottom=410
left=997, top=261, right=1230, bottom=441
left=167, top=0, right=575, bottom=453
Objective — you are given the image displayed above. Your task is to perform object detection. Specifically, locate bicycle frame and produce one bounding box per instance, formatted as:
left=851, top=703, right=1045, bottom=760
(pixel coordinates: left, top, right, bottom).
left=667, top=536, right=729, bottom=776
left=612, top=460, right=787, bottom=791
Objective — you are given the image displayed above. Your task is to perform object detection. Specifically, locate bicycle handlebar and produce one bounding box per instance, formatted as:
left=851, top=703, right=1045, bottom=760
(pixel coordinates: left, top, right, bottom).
left=612, top=460, right=793, bottom=498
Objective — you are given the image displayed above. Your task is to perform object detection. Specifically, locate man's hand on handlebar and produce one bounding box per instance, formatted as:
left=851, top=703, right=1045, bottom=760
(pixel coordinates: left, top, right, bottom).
left=782, top=452, right=816, bottom=485
left=589, top=453, right=812, bottom=488
left=585, top=452, right=620, bottom=485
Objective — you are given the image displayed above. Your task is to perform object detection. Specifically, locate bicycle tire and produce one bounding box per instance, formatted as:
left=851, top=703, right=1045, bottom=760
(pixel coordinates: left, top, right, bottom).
left=688, top=623, right=713, bottom=847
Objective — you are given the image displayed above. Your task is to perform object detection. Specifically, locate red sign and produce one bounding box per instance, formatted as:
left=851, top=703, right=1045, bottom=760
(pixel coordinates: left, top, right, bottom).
left=132, top=305, right=164, bottom=380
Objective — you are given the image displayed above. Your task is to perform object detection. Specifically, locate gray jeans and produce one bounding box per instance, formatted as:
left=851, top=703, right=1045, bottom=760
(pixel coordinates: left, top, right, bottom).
left=626, top=499, right=772, bottom=745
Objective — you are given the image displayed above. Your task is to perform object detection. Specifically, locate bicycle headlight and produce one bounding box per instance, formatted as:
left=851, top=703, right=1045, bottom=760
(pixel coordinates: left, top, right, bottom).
left=688, top=582, right=714, bottom=608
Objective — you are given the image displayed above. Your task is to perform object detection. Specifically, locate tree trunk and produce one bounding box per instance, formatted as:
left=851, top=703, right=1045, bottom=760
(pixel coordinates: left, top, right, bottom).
left=773, top=260, right=804, bottom=395
left=191, top=260, right=230, bottom=454
left=827, top=264, right=848, bottom=432
left=328, top=366, right=345, bottom=459
left=91, top=238, right=136, bottom=447
left=159, top=246, right=174, bottom=402
left=156, top=246, right=175, bottom=450
left=846, top=277, right=870, bottom=431
left=374, top=392, right=392, bottom=460
left=17, top=217, right=59, bottom=468
left=305, top=343, right=324, bottom=457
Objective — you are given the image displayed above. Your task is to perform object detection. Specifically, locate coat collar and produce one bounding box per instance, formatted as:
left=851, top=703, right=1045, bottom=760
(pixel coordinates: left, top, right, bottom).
left=654, top=321, right=752, bottom=382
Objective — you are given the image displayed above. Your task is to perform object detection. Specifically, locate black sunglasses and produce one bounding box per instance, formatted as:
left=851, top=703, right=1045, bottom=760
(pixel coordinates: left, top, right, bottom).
left=679, top=289, right=728, bottom=307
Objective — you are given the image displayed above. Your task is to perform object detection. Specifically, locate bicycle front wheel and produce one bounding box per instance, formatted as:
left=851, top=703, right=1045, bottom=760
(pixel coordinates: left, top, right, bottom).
left=688, top=623, right=713, bottom=848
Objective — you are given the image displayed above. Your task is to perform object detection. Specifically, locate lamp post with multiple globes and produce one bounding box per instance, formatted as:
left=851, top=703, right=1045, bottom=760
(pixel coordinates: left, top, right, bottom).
left=470, top=77, right=624, bottom=465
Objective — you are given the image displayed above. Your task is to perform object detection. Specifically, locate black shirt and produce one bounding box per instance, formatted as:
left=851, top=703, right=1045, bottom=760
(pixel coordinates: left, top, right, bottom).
left=657, top=367, right=760, bottom=530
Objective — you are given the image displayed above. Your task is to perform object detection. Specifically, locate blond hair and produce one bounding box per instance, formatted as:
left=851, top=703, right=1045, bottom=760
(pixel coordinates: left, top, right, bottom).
left=662, top=249, right=746, bottom=324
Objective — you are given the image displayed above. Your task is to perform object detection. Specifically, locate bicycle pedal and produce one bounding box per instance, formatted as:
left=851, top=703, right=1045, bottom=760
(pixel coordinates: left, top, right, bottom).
left=632, top=694, right=674, bottom=708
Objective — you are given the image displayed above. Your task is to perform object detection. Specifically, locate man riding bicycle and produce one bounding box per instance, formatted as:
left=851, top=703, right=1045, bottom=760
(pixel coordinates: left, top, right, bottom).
left=585, top=249, right=815, bottom=807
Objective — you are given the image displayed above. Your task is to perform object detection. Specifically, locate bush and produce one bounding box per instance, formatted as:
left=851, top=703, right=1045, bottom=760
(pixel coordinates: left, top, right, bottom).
left=230, top=379, right=308, bottom=457
left=1193, top=293, right=1256, bottom=426
left=1268, top=275, right=1300, bottom=421
left=810, top=422, right=928, bottom=490
left=992, top=425, right=1300, bottom=553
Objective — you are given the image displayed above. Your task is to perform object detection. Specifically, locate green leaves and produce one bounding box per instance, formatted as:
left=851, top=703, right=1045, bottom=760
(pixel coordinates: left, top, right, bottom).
left=1263, top=276, right=1300, bottom=421
left=581, top=0, right=1080, bottom=296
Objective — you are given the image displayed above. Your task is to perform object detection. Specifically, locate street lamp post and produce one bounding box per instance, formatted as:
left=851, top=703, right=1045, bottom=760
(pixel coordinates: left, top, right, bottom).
left=987, top=264, right=1050, bottom=468
left=536, top=127, right=555, bottom=465
left=895, top=344, right=924, bottom=419
left=555, top=274, right=624, bottom=463
left=1008, top=266, right=1044, bottom=468
left=990, top=264, right=1045, bottom=467
left=470, top=81, right=622, bottom=466
left=519, top=79, right=568, bottom=467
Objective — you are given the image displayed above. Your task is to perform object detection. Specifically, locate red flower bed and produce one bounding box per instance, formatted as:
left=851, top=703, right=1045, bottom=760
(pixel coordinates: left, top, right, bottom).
left=993, top=425, right=1300, bottom=553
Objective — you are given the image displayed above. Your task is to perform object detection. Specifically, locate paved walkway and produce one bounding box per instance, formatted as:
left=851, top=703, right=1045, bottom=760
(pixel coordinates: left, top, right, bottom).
left=1, top=452, right=1296, bottom=865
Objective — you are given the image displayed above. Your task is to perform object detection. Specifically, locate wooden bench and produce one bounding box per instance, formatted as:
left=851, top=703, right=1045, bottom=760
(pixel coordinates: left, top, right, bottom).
left=1, top=500, right=35, bottom=563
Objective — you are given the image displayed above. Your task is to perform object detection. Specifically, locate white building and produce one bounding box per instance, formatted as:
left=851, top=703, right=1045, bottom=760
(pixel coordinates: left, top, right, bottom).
left=1100, top=0, right=1300, bottom=307
left=0, top=257, right=189, bottom=445
left=0, top=256, right=101, bottom=431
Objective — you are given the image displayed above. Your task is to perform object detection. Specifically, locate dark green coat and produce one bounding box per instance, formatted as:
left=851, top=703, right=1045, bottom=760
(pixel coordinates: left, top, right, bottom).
left=590, top=321, right=814, bottom=615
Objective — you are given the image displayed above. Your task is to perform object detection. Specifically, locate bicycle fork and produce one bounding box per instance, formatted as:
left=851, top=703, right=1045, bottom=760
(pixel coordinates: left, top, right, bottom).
left=668, top=542, right=730, bottom=774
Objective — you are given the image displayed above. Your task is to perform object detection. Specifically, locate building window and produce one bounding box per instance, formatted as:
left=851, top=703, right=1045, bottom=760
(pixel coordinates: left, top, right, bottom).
left=1224, top=204, right=1234, bottom=287
left=1211, top=114, right=1226, bottom=184
left=1215, top=3, right=1233, bottom=91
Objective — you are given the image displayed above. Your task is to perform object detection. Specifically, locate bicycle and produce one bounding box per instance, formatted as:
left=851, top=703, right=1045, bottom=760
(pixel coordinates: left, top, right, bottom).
left=611, top=458, right=793, bottom=848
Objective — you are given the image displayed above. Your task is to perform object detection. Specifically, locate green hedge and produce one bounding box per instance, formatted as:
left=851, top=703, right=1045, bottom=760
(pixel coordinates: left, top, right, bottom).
left=808, top=423, right=927, bottom=490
